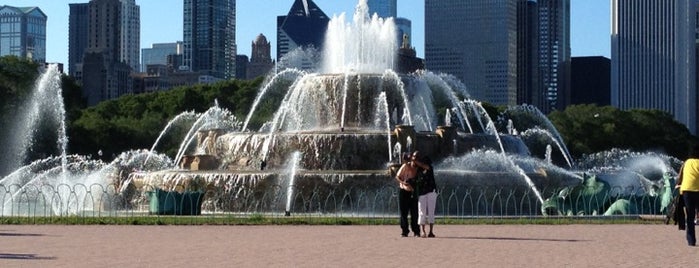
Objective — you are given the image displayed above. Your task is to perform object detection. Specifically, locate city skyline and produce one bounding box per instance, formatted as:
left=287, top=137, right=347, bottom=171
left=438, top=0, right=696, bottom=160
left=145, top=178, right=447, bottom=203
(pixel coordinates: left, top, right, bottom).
left=2, top=0, right=611, bottom=66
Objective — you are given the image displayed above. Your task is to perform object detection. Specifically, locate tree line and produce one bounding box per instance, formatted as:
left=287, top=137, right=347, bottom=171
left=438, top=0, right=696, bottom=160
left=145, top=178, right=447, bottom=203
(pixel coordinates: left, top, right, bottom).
left=0, top=55, right=696, bottom=170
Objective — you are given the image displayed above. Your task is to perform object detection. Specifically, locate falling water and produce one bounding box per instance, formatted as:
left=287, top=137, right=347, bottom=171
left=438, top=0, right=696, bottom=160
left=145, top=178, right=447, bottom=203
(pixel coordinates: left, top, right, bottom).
left=521, top=127, right=573, bottom=168
left=383, top=70, right=412, bottom=125
left=143, top=111, right=198, bottom=167
left=6, top=65, right=69, bottom=179
left=285, top=151, right=302, bottom=215
left=506, top=105, right=574, bottom=166
left=340, top=72, right=351, bottom=130
left=468, top=101, right=505, bottom=153
left=419, top=71, right=470, bottom=132
left=173, top=105, right=238, bottom=166
left=376, top=91, right=393, bottom=161
left=463, top=99, right=486, bottom=132
left=545, top=145, right=553, bottom=164
left=393, top=142, right=402, bottom=162
left=445, top=109, right=452, bottom=127
left=242, top=69, right=305, bottom=131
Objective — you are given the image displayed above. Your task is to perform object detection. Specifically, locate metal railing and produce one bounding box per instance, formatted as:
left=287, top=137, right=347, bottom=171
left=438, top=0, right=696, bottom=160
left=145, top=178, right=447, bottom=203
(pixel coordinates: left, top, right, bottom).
left=0, top=182, right=673, bottom=221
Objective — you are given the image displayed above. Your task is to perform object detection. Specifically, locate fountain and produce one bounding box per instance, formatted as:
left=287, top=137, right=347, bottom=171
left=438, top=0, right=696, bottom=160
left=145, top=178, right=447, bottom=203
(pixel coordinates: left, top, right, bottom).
left=0, top=0, right=678, bottom=217
left=125, top=0, right=614, bottom=216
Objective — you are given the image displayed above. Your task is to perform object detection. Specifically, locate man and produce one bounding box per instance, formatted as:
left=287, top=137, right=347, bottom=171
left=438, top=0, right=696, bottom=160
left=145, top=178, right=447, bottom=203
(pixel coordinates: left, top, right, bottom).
left=395, top=151, right=428, bottom=237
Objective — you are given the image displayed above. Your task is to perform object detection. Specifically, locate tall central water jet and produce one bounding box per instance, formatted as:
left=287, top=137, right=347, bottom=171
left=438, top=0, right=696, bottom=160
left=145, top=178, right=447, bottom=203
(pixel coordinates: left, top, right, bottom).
left=322, top=0, right=397, bottom=74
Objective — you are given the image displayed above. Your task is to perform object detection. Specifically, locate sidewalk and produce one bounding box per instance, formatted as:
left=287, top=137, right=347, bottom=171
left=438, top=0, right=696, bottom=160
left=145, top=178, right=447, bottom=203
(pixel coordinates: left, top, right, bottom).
left=1, top=224, right=697, bottom=267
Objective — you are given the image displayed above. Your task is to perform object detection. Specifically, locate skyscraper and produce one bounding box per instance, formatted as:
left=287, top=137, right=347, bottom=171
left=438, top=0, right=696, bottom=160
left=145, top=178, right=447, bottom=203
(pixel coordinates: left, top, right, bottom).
left=183, top=0, right=236, bottom=79
left=276, top=0, right=328, bottom=69
left=536, top=0, right=570, bottom=113
left=119, top=0, right=140, bottom=72
left=0, top=6, right=46, bottom=62
left=68, top=3, right=88, bottom=77
left=516, top=0, right=539, bottom=107
left=367, top=0, right=396, bottom=18
left=612, top=0, right=697, bottom=133
left=70, top=0, right=140, bottom=105
left=81, top=0, right=137, bottom=105
left=425, top=0, right=518, bottom=106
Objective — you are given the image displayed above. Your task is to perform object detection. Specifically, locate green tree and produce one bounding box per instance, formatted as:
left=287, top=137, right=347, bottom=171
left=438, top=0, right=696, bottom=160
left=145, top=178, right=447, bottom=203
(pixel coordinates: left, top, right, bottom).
left=548, top=104, right=697, bottom=159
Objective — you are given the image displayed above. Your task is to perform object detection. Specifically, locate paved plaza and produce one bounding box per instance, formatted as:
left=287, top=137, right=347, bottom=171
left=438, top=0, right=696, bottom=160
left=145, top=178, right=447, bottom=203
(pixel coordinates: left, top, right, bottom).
left=1, top=224, right=698, bottom=267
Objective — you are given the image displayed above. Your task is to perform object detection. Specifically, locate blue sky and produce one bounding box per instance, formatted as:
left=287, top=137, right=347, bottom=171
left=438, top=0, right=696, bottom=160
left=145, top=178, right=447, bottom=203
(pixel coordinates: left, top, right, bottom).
left=4, top=0, right=610, bottom=65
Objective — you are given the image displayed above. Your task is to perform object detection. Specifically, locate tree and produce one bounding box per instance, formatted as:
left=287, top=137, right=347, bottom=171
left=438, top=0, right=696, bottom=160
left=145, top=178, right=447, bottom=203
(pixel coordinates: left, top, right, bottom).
left=548, top=104, right=697, bottom=159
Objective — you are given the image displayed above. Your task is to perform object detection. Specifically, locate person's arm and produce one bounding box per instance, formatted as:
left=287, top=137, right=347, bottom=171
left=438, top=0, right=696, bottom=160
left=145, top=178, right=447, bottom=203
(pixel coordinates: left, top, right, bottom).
left=395, top=164, right=407, bottom=183
left=676, top=163, right=685, bottom=189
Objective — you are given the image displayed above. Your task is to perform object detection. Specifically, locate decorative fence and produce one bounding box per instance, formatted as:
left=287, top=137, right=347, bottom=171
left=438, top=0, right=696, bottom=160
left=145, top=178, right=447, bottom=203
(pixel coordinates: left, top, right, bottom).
left=0, top=182, right=673, bottom=220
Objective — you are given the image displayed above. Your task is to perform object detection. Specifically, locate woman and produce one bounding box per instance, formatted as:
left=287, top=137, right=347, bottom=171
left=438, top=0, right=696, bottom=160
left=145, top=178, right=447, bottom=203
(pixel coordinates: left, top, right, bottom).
left=678, top=145, right=699, bottom=246
left=417, top=156, right=437, bottom=238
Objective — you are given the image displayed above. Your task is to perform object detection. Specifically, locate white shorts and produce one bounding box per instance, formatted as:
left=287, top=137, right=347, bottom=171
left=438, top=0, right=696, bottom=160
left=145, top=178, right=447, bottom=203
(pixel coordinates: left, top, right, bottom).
left=418, top=191, right=437, bottom=225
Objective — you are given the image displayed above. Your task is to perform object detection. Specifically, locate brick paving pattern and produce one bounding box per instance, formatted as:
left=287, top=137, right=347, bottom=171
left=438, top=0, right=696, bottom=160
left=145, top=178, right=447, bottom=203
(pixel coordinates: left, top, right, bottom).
left=1, top=224, right=698, bottom=267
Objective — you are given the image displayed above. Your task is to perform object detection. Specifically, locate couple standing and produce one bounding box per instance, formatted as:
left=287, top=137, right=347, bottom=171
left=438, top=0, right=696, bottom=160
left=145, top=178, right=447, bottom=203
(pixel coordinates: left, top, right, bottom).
left=395, top=151, right=437, bottom=238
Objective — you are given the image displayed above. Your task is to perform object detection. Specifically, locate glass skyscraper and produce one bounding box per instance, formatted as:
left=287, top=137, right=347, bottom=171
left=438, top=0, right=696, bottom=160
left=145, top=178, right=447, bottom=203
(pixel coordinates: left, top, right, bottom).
left=536, top=0, right=570, bottom=113
left=0, top=6, right=46, bottom=62
left=612, top=0, right=697, bottom=133
left=367, top=0, right=396, bottom=18
left=276, top=0, right=328, bottom=69
left=425, top=0, right=519, bottom=106
left=426, top=0, right=569, bottom=112
left=69, top=3, right=88, bottom=77
left=183, top=0, right=236, bottom=79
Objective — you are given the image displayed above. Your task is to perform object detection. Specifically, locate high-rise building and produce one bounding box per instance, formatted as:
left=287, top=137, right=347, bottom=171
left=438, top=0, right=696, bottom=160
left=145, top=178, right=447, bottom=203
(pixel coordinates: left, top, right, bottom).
left=516, top=0, right=539, bottom=107
left=71, top=0, right=140, bottom=106
left=183, top=0, right=236, bottom=79
left=235, top=55, right=248, bottom=80
left=367, top=0, right=396, bottom=18
left=277, top=0, right=329, bottom=69
left=120, top=0, right=140, bottom=72
left=247, top=34, right=274, bottom=79
left=612, top=0, right=697, bottom=133
left=570, top=56, right=610, bottom=106
left=536, top=0, right=570, bottom=113
left=142, top=42, right=183, bottom=72
left=425, top=0, right=518, bottom=106
left=69, top=3, right=88, bottom=78
left=0, top=6, right=46, bottom=62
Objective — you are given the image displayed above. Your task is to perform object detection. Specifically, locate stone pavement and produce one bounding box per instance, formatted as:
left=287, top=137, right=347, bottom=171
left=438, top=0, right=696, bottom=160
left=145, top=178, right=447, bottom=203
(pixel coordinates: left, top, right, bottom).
left=1, top=224, right=698, bottom=267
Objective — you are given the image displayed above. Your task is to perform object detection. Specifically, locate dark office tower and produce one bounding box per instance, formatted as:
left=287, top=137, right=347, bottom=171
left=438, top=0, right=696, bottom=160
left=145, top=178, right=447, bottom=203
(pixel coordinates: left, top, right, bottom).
left=516, top=0, right=540, bottom=107
left=78, top=0, right=139, bottom=106
left=235, top=55, right=248, bottom=80
left=277, top=0, right=329, bottom=67
left=69, top=3, right=88, bottom=78
left=183, top=0, right=236, bottom=79
left=612, top=0, right=697, bottom=134
left=425, top=0, right=518, bottom=106
left=247, top=34, right=274, bottom=79
left=570, top=56, right=610, bottom=106
left=0, top=6, right=46, bottom=63
left=537, top=0, right=570, bottom=114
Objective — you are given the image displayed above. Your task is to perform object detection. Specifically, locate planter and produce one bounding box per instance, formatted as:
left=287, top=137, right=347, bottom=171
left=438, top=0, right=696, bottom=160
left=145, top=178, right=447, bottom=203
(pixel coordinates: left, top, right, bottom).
left=148, top=189, right=204, bottom=215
